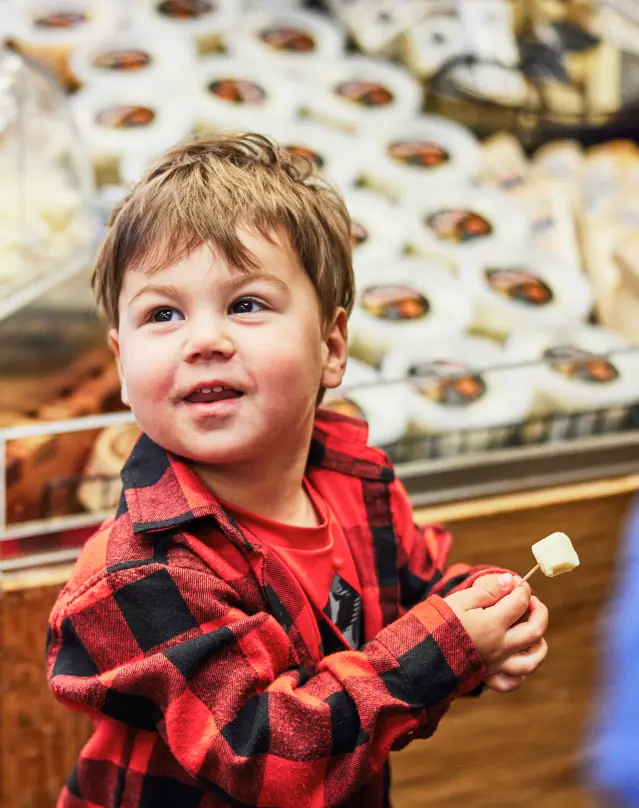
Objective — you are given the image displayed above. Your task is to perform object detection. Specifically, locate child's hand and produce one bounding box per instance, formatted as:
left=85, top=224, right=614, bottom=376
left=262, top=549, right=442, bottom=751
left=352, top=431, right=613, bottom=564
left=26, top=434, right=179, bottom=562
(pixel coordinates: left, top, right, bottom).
left=444, top=573, right=546, bottom=678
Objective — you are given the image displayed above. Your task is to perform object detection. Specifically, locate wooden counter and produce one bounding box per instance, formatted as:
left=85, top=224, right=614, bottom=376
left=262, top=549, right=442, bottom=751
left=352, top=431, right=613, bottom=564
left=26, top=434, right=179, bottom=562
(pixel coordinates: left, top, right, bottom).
left=3, top=476, right=636, bottom=808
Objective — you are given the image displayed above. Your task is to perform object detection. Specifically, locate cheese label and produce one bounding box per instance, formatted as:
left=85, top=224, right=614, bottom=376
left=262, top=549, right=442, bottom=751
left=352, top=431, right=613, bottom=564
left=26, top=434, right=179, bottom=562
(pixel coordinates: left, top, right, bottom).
left=95, top=105, right=156, bottom=128
left=260, top=27, right=316, bottom=52
left=33, top=11, right=87, bottom=28
left=92, top=50, right=152, bottom=72
left=388, top=140, right=450, bottom=169
left=335, top=81, right=394, bottom=107
left=156, top=0, right=214, bottom=19
left=361, top=285, right=429, bottom=320
left=425, top=209, right=493, bottom=243
left=208, top=79, right=266, bottom=105
left=543, top=345, right=620, bottom=384
left=410, top=360, right=486, bottom=407
left=485, top=268, right=554, bottom=306
left=323, top=398, right=365, bottom=419
left=350, top=220, right=369, bottom=248
left=284, top=144, right=325, bottom=169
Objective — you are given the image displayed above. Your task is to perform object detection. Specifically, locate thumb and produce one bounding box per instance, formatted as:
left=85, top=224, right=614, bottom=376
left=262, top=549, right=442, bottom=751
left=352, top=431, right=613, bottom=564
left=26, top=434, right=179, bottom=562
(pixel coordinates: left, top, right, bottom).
left=466, top=574, right=515, bottom=608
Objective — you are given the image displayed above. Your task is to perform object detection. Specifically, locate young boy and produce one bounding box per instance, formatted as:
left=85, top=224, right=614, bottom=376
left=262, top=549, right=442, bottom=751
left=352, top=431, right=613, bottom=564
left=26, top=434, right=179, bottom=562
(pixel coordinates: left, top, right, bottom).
left=46, top=134, right=549, bottom=808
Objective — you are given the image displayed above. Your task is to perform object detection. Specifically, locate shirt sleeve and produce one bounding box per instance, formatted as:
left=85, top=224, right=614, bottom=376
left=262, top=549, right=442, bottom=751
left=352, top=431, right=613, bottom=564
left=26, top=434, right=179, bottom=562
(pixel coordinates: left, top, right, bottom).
left=390, top=478, right=511, bottom=612
left=47, top=555, right=484, bottom=808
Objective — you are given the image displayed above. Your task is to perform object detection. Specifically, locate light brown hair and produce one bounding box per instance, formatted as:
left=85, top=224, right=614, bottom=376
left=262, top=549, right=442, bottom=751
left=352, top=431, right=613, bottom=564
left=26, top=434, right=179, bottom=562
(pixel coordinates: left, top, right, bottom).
left=92, top=133, right=355, bottom=329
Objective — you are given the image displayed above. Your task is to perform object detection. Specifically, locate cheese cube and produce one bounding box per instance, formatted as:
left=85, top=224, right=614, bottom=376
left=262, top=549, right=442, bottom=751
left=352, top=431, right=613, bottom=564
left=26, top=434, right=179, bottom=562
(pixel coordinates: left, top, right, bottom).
left=532, top=532, right=580, bottom=577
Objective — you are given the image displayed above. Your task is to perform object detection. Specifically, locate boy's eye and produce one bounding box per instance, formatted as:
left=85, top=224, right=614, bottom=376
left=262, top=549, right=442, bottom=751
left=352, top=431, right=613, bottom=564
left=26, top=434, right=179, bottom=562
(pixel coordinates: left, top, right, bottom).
left=149, top=307, right=183, bottom=323
left=230, top=297, right=266, bottom=315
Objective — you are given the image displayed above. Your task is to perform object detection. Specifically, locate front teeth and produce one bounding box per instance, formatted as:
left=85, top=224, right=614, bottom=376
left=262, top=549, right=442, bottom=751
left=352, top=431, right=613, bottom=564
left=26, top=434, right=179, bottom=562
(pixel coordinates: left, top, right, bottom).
left=197, top=386, right=224, bottom=393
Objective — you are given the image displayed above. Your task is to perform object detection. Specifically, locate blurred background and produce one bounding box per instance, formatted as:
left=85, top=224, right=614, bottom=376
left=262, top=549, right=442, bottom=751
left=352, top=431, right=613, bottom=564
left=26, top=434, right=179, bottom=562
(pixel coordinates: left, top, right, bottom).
left=2, top=1, right=639, bottom=806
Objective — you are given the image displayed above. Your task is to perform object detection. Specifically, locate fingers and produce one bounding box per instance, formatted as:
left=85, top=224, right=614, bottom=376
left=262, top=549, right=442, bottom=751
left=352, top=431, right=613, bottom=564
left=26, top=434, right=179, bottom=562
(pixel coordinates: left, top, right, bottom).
left=503, top=596, right=549, bottom=653
left=465, top=573, right=515, bottom=608
left=484, top=673, right=524, bottom=693
left=490, top=581, right=532, bottom=628
left=495, top=639, right=548, bottom=677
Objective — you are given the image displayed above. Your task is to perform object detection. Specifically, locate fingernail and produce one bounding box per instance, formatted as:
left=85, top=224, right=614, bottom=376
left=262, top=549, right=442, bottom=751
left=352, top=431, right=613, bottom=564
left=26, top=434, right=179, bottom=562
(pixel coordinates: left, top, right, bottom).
left=498, top=573, right=513, bottom=588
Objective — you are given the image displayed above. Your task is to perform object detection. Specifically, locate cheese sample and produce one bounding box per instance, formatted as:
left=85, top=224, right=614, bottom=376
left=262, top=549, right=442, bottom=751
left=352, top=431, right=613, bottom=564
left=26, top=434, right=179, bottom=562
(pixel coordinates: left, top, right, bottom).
left=304, top=55, right=422, bottom=134
left=531, top=532, right=580, bottom=577
left=349, top=258, right=473, bottom=366
left=194, top=56, right=300, bottom=135
left=459, top=247, right=591, bottom=340
left=138, top=0, right=237, bottom=54
left=226, top=9, right=344, bottom=78
left=361, top=114, right=481, bottom=202
left=345, top=189, right=414, bottom=268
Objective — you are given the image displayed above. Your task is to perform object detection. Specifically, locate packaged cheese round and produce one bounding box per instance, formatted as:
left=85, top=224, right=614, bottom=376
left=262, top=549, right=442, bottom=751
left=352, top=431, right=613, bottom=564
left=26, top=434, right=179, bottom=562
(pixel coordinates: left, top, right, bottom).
left=138, top=0, right=237, bottom=54
left=344, top=189, right=414, bottom=267
left=226, top=9, right=344, bottom=78
left=349, top=258, right=474, bottom=367
left=77, top=423, right=141, bottom=513
left=382, top=335, right=534, bottom=438
left=410, top=187, right=531, bottom=264
left=194, top=56, right=300, bottom=135
left=360, top=115, right=481, bottom=201
left=70, top=26, right=197, bottom=90
left=401, top=15, right=464, bottom=79
left=459, top=247, right=592, bottom=340
left=71, top=86, right=194, bottom=185
left=507, top=324, right=639, bottom=415
left=258, top=120, right=361, bottom=193
left=304, top=56, right=422, bottom=134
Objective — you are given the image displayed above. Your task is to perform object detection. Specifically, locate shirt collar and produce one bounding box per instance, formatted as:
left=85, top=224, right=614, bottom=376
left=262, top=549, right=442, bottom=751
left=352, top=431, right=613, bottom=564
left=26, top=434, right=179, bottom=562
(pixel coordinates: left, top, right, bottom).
left=121, top=411, right=394, bottom=535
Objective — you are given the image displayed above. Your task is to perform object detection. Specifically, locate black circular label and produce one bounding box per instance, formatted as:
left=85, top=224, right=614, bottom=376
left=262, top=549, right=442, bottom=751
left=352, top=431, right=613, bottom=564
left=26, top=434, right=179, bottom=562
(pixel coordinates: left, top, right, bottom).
left=284, top=144, right=325, bottom=169
left=335, top=80, right=394, bottom=107
left=543, top=345, right=620, bottom=385
left=156, top=0, right=214, bottom=19
left=323, top=398, right=365, bottom=419
left=388, top=140, right=451, bottom=169
left=485, top=268, right=554, bottom=306
left=410, top=360, right=487, bottom=407
left=260, top=26, right=316, bottom=52
left=361, top=285, right=430, bottom=321
left=425, top=209, right=493, bottom=243
left=92, top=49, right=152, bottom=72
left=208, top=79, right=266, bottom=105
left=351, top=220, right=369, bottom=248
left=95, top=105, right=156, bottom=128
left=33, top=11, right=88, bottom=29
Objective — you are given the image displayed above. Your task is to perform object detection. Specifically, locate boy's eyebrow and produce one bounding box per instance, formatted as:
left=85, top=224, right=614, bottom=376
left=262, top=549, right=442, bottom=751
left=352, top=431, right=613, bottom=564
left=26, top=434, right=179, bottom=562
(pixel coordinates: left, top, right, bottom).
left=128, top=284, right=181, bottom=306
left=223, top=271, right=291, bottom=295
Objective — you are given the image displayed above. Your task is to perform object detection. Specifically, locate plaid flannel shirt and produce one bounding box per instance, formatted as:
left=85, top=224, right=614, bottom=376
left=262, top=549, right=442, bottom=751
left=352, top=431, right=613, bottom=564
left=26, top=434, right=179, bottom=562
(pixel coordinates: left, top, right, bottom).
left=46, top=412, right=505, bottom=808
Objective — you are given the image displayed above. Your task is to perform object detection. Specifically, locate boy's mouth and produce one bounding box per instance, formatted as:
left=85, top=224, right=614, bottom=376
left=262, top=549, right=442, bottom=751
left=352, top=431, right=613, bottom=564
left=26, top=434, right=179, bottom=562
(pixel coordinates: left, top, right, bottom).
left=185, top=386, right=244, bottom=404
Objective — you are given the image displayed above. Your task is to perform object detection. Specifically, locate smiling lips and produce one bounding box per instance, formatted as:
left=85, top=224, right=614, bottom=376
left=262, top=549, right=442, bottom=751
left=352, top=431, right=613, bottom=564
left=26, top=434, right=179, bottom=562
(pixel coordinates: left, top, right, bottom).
left=185, top=386, right=243, bottom=404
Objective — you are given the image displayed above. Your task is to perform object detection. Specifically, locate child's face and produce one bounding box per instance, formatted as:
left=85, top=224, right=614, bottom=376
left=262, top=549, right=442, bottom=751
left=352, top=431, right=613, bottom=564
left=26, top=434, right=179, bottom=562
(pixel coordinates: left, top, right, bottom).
left=109, top=229, right=347, bottom=467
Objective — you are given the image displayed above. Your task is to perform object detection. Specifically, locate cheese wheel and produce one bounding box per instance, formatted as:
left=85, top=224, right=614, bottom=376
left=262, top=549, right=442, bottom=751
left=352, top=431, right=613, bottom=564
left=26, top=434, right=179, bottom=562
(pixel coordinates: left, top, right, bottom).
left=349, top=258, right=474, bottom=366
left=70, top=26, right=197, bottom=89
left=410, top=187, right=531, bottom=263
left=304, top=55, right=422, bottom=134
left=77, top=423, right=141, bottom=513
left=360, top=114, right=481, bottom=202
left=322, top=384, right=409, bottom=448
left=194, top=56, right=301, bottom=135
left=459, top=247, right=592, bottom=340
left=382, top=334, right=533, bottom=434
left=226, top=9, right=345, bottom=78
left=401, top=15, right=464, bottom=78
left=345, top=189, right=415, bottom=268
left=138, top=0, right=237, bottom=54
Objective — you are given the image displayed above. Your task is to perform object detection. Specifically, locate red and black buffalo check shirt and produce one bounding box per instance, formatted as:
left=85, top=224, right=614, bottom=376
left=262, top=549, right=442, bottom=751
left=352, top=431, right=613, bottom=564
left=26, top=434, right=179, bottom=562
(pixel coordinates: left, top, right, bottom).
left=47, top=412, right=506, bottom=808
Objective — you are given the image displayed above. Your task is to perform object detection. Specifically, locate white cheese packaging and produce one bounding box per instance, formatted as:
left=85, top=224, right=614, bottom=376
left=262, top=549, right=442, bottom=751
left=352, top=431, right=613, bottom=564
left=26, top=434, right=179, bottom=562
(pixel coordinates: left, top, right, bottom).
left=360, top=115, right=481, bottom=202
left=349, top=258, right=474, bottom=367
left=459, top=247, right=592, bottom=340
left=322, top=359, right=408, bottom=447
left=345, top=189, right=414, bottom=268
left=70, top=26, right=197, bottom=90
left=381, top=334, right=534, bottom=448
left=138, top=0, right=237, bottom=54
left=225, top=9, right=345, bottom=79
left=409, top=187, right=531, bottom=265
left=258, top=120, right=361, bottom=193
left=194, top=56, right=301, bottom=135
left=71, top=86, right=194, bottom=184
left=304, top=55, right=422, bottom=134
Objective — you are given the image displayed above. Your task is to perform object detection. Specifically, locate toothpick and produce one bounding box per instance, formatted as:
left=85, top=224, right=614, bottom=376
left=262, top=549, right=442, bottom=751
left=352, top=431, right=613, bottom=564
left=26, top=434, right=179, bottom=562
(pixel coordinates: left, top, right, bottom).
left=519, top=564, right=540, bottom=585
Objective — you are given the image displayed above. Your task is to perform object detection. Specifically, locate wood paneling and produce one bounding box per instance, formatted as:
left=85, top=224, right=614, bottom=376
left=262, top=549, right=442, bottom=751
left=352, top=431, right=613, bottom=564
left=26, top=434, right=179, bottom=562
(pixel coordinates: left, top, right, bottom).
left=2, top=483, right=633, bottom=808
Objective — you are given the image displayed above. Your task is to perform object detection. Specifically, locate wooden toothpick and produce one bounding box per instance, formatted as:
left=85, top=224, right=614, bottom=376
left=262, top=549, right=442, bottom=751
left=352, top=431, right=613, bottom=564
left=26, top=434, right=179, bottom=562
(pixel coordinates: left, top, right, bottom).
left=519, top=564, right=540, bottom=585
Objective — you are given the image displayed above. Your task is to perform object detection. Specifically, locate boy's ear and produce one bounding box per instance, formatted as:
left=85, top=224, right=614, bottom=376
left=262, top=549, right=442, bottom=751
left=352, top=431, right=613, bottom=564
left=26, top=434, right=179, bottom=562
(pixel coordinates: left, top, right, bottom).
left=108, top=329, right=129, bottom=407
left=321, top=309, right=348, bottom=391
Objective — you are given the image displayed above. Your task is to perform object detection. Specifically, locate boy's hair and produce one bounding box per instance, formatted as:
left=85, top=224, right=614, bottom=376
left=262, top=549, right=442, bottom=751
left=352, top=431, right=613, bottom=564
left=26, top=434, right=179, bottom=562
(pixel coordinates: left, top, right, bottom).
left=92, top=133, right=355, bottom=329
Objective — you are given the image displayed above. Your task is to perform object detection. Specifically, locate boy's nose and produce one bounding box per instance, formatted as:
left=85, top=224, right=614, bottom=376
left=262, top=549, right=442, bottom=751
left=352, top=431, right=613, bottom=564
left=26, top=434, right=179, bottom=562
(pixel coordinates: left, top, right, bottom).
left=182, top=321, right=235, bottom=362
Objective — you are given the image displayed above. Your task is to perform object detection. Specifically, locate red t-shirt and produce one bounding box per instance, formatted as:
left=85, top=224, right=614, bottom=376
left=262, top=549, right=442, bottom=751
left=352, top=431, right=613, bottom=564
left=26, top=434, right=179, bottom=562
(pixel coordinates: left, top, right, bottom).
left=222, top=478, right=362, bottom=649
